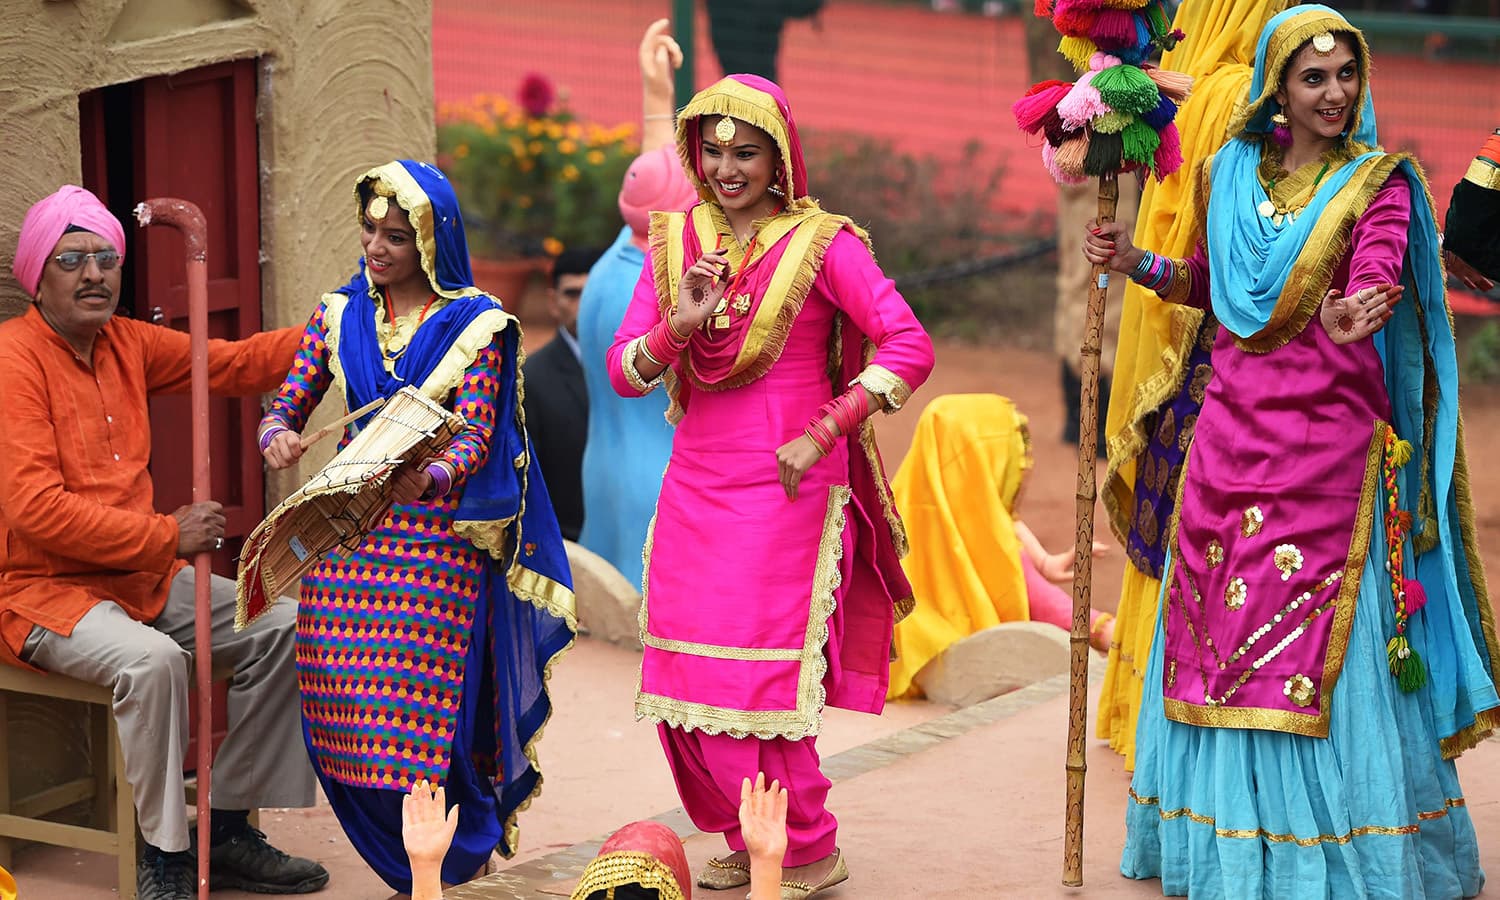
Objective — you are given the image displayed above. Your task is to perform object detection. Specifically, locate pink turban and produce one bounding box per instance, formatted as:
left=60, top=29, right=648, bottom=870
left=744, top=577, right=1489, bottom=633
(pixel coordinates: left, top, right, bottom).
left=618, top=145, right=697, bottom=246
left=12, top=185, right=127, bottom=296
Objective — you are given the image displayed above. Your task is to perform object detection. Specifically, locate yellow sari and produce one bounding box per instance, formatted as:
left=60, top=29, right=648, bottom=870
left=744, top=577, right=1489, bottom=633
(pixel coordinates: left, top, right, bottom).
left=1094, top=0, right=1294, bottom=768
left=888, top=394, right=1032, bottom=699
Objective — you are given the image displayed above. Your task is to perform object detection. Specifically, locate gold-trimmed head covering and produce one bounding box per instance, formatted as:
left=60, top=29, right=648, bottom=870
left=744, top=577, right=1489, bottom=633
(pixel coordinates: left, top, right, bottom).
left=676, top=74, right=808, bottom=203
left=1228, top=5, right=1374, bottom=146
left=354, top=160, right=482, bottom=301
left=569, top=821, right=690, bottom=900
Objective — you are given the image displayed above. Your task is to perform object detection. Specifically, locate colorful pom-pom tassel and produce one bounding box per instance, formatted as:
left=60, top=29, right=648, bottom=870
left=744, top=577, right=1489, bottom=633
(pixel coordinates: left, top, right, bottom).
left=1042, top=142, right=1089, bottom=185
left=1121, top=118, right=1160, bottom=165
left=1121, top=15, right=1159, bottom=64
left=1053, top=133, right=1091, bottom=179
left=1052, top=4, right=1098, bottom=38
left=1092, top=63, right=1160, bottom=116
left=1083, top=129, right=1124, bottom=176
left=1141, top=93, right=1177, bottom=130
left=1090, top=9, right=1139, bottom=50
left=1057, top=72, right=1109, bottom=130
left=1034, top=0, right=1054, bottom=16
left=1152, top=121, right=1183, bottom=177
left=1013, top=81, right=1074, bottom=133
left=1099, top=0, right=1150, bottom=8
left=1144, top=65, right=1193, bottom=104
left=1042, top=110, right=1074, bottom=146
left=1091, top=110, right=1133, bottom=133
left=1386, top=634, right=1427, bottom=693
left=1403, top=578, right=1428, bottom=614
left=1058, top=35, right=1100, bottom=71
left=1088, top=51, right=1123, bottom=71
left=1392, top=438, right=1414, bottom=468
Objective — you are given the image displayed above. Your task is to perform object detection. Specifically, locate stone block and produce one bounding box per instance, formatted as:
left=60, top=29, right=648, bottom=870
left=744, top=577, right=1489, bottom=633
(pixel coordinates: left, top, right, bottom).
left=566, top=540, right=643, bottom=650
left=913, top=621, right=1070, bottom=708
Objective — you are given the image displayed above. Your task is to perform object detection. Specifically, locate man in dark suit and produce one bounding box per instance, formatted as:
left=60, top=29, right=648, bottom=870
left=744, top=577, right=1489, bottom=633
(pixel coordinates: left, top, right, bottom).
left=523, top=247, right=602, bottom=541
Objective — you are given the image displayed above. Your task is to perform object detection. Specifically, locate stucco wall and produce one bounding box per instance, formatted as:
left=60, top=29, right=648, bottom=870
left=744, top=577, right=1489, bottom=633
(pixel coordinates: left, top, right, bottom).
left=0, top=0, right=435, bottom=493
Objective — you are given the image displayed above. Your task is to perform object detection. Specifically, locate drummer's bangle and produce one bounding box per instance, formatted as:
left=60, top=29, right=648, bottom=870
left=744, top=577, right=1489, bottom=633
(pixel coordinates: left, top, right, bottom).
left=258, top=424, right=288, bottom=454
left=423, top=461, right=454, bottom=499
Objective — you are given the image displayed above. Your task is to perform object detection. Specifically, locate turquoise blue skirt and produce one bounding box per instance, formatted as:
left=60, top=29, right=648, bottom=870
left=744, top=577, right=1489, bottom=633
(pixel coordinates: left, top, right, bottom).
left=1122, top=537, right=1487, bottom=898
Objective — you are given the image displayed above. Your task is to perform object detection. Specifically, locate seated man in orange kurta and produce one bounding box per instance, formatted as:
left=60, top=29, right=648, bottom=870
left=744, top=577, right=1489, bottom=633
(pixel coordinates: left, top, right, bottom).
left=0, top=186, right=327, bottom=900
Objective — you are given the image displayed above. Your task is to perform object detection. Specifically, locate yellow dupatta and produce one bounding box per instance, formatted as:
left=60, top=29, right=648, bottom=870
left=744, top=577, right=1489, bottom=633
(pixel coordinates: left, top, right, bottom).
left=888, top=395, right=1033, bottom=699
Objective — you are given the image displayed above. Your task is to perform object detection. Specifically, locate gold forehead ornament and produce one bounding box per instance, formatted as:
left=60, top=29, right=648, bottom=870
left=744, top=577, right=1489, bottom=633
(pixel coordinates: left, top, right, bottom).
left=1311, top=32, right=1336, bottom=55
left=714, top=116, right=737, bottom=146
left=368, top=195, right=390, bottom=220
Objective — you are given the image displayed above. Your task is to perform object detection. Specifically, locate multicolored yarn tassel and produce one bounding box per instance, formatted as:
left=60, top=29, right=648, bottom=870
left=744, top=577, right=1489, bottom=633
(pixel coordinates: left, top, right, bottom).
left=1383, top=431, right=1426, bottom=693
left=1019, top=0, right=1192, bottom=184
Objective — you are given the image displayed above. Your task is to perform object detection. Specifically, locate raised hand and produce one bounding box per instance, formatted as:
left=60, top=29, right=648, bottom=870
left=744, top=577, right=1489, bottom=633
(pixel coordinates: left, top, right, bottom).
left=738, top=772, right=788, bottom=869
left=1320, top=283, right=1402, bottom=345
left=402, top=780, right=459, bottom=900
left=638, top=18, right=683, bottom=103
left=675, top=249, right=730, bottom=331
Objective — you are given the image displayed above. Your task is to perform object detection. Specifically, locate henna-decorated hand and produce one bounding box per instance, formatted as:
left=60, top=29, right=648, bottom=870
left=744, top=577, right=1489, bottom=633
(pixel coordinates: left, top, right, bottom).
left=1320, top=283, right=1402, bottom=345
left=675, top=249, right=730, bottom=331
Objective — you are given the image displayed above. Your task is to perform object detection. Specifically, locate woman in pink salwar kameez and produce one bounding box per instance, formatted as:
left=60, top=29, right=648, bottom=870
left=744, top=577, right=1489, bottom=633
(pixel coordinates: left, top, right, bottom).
left=607, top=75, right=933, bottom=898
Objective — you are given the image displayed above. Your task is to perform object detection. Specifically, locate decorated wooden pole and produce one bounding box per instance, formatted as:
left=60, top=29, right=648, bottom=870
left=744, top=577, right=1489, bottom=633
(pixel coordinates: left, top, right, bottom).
left=1011, top=0, right=1192, bottom=886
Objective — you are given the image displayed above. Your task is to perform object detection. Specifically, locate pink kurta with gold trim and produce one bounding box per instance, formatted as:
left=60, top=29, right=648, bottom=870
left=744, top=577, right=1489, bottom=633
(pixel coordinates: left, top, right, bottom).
left=608, top=220, right=933, bottom=740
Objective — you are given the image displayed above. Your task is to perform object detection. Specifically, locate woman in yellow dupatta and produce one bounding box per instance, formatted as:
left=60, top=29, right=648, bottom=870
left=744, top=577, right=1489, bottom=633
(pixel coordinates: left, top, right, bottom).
left=888, top=394, right=1112, bottom=699
left=1095, top=0, right=1294, bottom=768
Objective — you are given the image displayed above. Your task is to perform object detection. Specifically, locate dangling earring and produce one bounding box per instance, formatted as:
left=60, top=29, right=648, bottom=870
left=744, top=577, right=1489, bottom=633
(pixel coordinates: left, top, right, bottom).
left=770, top=168, right=787, bottom=198
left=1271, top=111, right=1292, bottom=149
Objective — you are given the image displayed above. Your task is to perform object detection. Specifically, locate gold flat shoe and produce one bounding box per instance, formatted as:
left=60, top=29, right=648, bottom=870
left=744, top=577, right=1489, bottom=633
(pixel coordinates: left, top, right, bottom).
left=697, top=855, right=752, bottom=890
left=779, top=849, right=849, bottom=900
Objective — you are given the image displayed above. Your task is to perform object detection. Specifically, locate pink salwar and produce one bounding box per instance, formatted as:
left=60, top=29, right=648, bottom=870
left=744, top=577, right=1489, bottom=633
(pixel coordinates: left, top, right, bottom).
left=658, top=724, right=837, bottom=866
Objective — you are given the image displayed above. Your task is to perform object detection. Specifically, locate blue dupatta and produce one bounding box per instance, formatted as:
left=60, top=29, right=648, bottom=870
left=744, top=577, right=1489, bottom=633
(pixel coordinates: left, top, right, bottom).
left=335, top=159, right=575, bottom=855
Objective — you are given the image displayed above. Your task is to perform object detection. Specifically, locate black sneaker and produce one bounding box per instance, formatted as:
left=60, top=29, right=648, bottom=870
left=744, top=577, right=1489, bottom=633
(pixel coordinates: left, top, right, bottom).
left=207, top=825, right=330, bottom=894
left=138, top=851, right=195, bottom=900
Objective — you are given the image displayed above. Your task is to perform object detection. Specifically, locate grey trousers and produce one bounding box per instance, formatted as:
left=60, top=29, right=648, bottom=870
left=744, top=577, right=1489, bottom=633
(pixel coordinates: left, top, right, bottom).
left=22, top=568, right=316, bottom=852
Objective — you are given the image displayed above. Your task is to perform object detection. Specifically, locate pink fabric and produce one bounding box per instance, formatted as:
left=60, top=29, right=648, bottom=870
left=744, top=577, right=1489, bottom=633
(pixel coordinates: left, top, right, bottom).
left=1020, top=553, right=1105, bottom=633
left=619, top=146, right=698, bottom=249
left=593, top=820, right=692, bottom=898
left=13, top=186, right=127, bottom=296
left=658, top=725, right=836, bottom=867
left=612, top=228, right=932, bottom=717
left=1162, top=177, right=1410, bottom=719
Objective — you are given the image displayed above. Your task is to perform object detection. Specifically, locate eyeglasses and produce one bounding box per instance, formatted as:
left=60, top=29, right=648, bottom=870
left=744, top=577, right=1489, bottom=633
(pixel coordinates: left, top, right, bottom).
left=53, top=250, right=121, bottom=272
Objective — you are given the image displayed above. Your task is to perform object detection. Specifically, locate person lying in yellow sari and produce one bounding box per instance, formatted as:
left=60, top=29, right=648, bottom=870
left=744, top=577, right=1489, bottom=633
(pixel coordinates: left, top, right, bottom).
left=888, top=394, right=1112, bottom=700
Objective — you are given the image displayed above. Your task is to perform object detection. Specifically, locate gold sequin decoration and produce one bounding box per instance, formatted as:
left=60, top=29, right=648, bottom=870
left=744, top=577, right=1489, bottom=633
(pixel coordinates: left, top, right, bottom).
left=1205, top=539, right=1224, bottom=569
left=1167, top=659, right=1177, bottom=688
left=1241, top=506, right=1264, bottom=538
left=1284, top=674, right=1316, bottom=707
left=1224, top=577, right=1248, bottom=611
left=1274, top=543, right=1304, bottom=581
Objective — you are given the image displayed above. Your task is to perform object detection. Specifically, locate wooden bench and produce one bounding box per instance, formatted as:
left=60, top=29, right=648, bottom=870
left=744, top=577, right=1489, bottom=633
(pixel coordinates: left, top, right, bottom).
left=0, top=664, right=254, bottom=900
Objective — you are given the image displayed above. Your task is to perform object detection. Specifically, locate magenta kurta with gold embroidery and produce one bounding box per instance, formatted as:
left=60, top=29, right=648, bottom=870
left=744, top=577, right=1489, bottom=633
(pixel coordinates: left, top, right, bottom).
left=608, top=216, right=932, bottom=739
left=1160, top=178, right=1409, bottom=734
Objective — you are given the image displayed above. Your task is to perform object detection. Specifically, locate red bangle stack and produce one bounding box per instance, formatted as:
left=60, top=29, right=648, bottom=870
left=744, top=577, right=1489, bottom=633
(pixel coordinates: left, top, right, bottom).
left=642, top=314, right=691, bottom=366
left=803, top=389, right=869, bottom=457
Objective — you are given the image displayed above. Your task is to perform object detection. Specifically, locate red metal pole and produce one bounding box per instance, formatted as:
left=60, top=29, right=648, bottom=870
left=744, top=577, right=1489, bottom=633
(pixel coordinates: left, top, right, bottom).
left=134, top=199, right=212, bottom=900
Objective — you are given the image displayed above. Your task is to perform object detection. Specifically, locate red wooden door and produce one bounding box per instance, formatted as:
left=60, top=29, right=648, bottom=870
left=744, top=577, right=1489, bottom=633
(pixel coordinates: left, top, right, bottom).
left=134, top=59, right=266, bottom=576
left=80, top=59, right=266, bottom=770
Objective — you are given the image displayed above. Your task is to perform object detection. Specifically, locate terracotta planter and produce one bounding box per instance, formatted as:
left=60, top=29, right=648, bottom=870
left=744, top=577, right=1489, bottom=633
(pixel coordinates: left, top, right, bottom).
left=471, top=256, right=552, bottom=320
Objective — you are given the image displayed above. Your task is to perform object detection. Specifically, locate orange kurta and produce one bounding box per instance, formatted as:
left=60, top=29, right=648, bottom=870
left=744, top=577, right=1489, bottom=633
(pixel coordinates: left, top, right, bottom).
left=0, top=306, right=298, bottom=668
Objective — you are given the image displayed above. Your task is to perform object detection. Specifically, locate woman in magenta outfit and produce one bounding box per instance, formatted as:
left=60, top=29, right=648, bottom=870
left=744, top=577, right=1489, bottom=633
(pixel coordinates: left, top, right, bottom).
left=606, top=75, right=933, bottom=898
left=1085, top=7, right=1499, bottom=898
